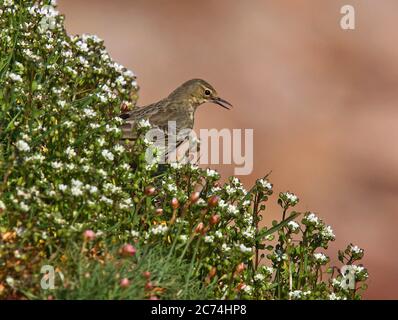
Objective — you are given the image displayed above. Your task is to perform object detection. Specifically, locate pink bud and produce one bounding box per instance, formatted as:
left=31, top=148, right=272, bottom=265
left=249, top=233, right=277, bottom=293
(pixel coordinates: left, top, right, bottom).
left=145, top=281, right=153, bottom=291
left=149, top=295, right=159, bottom=300
left=145, top=186, right=156, bottom=196
left=171, top=198, right=179, bottom=209
left=142, top=271, right=151, bottom=279
left=209, top=215, right=220, bottom=226
left=190, top=192, right=200, bottom=204
left=121, top=244, right=136, bottom=257
left=207, top=195, right=219, bottom=207
left=83, top=230, right=96, bottom=241
left=120, top=278, right=130, bottom=288
left=195, top=222, right=205, bottom=234
left=235, top=263, right=246, bottom=274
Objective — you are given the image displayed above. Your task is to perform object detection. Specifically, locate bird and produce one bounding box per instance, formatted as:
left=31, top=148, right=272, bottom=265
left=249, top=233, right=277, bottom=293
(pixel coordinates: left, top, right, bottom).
left=120, top=79, right=232, bottom=157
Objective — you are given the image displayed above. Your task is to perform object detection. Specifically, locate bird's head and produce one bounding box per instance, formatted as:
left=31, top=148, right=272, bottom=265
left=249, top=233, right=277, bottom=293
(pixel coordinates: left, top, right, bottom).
left=168, top=79, right=232, bottom=110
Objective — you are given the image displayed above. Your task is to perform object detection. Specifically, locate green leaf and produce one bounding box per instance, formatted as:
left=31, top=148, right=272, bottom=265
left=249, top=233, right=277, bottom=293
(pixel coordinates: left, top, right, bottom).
left=257, top=212, right=301, bottom=241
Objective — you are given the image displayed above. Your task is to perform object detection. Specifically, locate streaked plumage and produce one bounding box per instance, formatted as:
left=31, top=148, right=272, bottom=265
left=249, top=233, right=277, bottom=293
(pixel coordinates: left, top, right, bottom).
left=120, top=79, right=232, bottom=154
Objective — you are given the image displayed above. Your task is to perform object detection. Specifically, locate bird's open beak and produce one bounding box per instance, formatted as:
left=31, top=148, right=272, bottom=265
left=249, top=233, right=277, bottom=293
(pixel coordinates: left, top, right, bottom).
left=211, top=97, right=233, bottom=110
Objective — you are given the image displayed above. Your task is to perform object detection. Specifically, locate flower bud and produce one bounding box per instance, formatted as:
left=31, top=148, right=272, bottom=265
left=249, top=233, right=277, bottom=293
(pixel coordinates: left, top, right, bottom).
left=208, top=267, right=217, bottom=279
left=121, top=244, right=136, bottom=257
left=145, top=281, right=153, bottom=290
left=145, top=186, right=155, bottom=196
left=121, top=102, right=130, bottom=113
left=171, top=198, right=179, bottom=209
left=209, top=215, right=220, bottom=226
left=142, top=271, right=151, bottom=279
left=83, top=230, right=96, bottom=241
left=155, top=208, right=163, bottom=215
left=235, top=262, right=246, bottom=274
left=207, top=195, right=219, bottom=207
left=120, top=278, right=130, bottom=288
left=195, top=222, right=205, bottom=234
left=190, top=192, right=200, bottom=204
left=236, top=283, right=246, bottom=291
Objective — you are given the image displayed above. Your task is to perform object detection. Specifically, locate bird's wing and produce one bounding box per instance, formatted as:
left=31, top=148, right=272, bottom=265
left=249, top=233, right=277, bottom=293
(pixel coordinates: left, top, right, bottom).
left=120, top=101, right=166, bottom=141
left=120, top=100, right=194, bottom=162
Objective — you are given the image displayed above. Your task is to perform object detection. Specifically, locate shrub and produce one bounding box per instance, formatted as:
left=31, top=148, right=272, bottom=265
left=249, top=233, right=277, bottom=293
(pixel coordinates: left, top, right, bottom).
left=0, top=0, right=368, bottom=300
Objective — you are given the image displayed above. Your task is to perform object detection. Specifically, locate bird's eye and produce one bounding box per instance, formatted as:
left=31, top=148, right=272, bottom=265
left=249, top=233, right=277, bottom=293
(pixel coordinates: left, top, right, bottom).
left=204, top=89, right=211, bottom=96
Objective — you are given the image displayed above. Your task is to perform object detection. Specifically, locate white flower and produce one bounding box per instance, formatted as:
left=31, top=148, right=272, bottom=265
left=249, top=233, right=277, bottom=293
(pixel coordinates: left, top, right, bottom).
left=58, top=184, right=67, bottom=192
left=221, top=243, right=231, bottom=252
left=131, top=230, right=140, bottom=237
left=97, top=169, right=107, bottom=177
left=258, top=178, right=272, bottom=190
left=58, top=100, right=66, bottom=107
left=289, top=290, right=302, bottom=299
left=225, top=185, right=236, bottom=195
left=243, top=285, right=252, bottom=294
left=218, top=199, right=227, bottom=209
left=8, top=72, right=22, bottom=82
left=150, top=224, right=168, bottom=235
left=97, top=137, right=106, bottom=147
left=113, top=144, right=125, bottom=154
left=350, top=245, right=363, bottom=255
left=284, top=192, right=299, bottom=203
left=305, top=212, right=320, bottom=226
left=0, top=200, right=6, bottom=211
left=16, top=140, right=30, bottom=152
left=20, top=202, right=29, bottom=212
left=71, top=179, right=83, bottom=196
left=264, top=266, right=274, bottom=275
left=287, top=221, right=300, bottom=231
left=165, top=183, right=177, bottom=193
left=179, top=235, right=188, bottom=242
left=215, top=230, right=223, bottom=238
left=51, top=161, right=62, bottom=169
left=105, top=124, right=120, bottom=133
left=254, top=274, right=265, bottom=281
left=242, top=227, right=255, bottom=239
left=238, top=243, right=252, bottom=253
left=206, top=168, right=218, bottom=177
left=170, top=162, right=182, bottom=169
left=329, top=293, right=346, bottom=300
left=75, top=40, right=89, bottom=52
left=101, top=149, right=114, bottom=161
left=116, top=75, right=126, bottom=86
left=83, top=108, right=96, bottom=118
left=314, top=252, right=328, bottom=263
left=6, top=276, right=15, bottom=288
left=321, top=225, right=335, bottom=240
left=90, top=123, right=100, bottom=129
left=65, top=146, right=76, bottom=158
left=100, top=196, right=113, bottom=205
left=88, top=186, right=98, bottom=194
left=196, top=199, right=206, bottom=206
left=227, top=204, right=239, bottom=216
left=211, top=186, right=221, bottom=193
left=204, top=235, right=214, bottom=243
left=138, top=119, right=151, bottom=128
left=243, top=213, right=253, bottom=225
left=332, top=278, right=341, bottom=287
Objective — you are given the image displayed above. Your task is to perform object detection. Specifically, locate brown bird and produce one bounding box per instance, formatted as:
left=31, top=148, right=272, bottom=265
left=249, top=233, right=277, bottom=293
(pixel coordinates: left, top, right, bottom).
left=120, top=79, right=232, bottom=148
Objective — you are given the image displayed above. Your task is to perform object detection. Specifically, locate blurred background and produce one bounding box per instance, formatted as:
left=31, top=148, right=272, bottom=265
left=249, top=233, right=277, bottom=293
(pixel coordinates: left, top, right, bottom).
left=58, top=0, right=398, bottom=299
